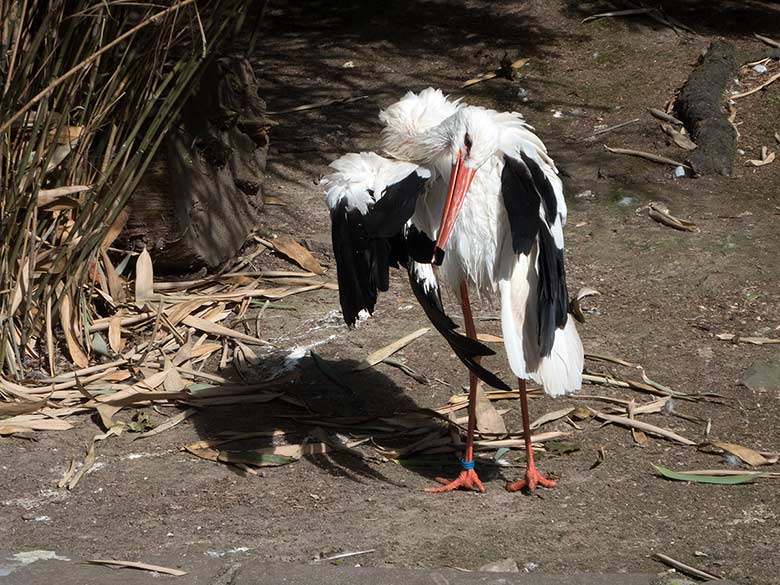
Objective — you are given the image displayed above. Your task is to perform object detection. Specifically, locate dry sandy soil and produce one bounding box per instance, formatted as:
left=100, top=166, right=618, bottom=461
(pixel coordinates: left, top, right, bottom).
left=2, top=1, right=780, bottom=583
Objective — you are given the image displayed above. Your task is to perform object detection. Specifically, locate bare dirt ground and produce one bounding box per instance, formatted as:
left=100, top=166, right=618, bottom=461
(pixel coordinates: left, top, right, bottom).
left=2, top=1, right=780, bottom=583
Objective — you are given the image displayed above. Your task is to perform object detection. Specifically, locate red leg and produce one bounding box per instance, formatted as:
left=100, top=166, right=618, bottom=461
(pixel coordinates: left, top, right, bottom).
left=506, top=378, right=557, bottom=492
left=425, top=282, right=485, bottom=493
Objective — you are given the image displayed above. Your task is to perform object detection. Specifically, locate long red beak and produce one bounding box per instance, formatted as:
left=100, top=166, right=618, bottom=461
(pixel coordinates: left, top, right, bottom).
left=432, top=151, right=476, bottom=265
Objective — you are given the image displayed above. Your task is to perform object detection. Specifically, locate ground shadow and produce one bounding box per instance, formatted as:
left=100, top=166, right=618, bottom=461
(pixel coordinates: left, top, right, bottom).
left=189, top=353, right=504, bottom=488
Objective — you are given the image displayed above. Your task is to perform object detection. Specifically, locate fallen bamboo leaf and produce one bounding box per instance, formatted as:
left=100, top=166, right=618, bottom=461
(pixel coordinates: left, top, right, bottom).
left=653, top=465, right=762, bottom=484
left=60, top=289, right=88, bottom=368
left=0, top=418, right=73, bottom=432
left=58, top=459, right=77, bottom=489
left=660, top=123, right=697, bottom=150
left=382, top=358, right=429, bottom=384
left=36, top=185, right=91, bottom=206
left=475, top=383, right=507, bottom=435
left=108, top=316, right=122, bottom=354
left=134, top=247, right=154, bottom=303
left=647, top=203, right=699, bottom=232
left=0, top=394, right=50, bottom=416
left=354, top=328, right=429, bottom=371
left=680, top=469, right=780, bottom=478
left=590, top=119, right=640, bottom=137
left=590, top=409, right=696, bottom=445
left=96, top=404, right=121, bottom=429
left=604, top=145, right=689, bottom=168
left=270, top=236, right=325, bottom=274
left=530, top=407, right=575, bottom=430
left=476, top=333, right=503, bottom=343
left=710, top=441, right=776, bottom=466
left=181, top=315, right=271, bottom=346
left=570, top=287, right=601, bottom=323
left=715, top=333, right=780, bottom=345
left=87, top=559, right=187, bottom=576
left=746, top=148, right=775, bottom=167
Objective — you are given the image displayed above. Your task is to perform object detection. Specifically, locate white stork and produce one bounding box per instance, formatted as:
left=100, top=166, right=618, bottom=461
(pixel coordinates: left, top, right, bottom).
left=323, top=88, right=583, bottom=493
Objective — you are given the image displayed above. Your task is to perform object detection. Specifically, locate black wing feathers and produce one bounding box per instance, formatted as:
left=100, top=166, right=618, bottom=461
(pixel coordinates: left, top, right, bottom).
left=501, top=156, right=541, bottom=255
left=407, top=264, right=511, bottom=391
left=501, top=154, right=569, bottom=357
left=331, top=170, right=427, bottom=327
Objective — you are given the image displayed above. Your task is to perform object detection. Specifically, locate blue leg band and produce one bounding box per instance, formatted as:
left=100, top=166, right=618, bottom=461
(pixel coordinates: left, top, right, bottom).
left=461, top=459, right=475, bottom=470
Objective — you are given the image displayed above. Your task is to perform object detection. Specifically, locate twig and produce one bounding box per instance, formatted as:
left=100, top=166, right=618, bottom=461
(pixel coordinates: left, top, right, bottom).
left=604, top=145, right=690, bottom=168
left=754, top=33, right=780, bottom=49
left=592, top=119, right=640, bottom=136
left=652, top=553, right=722, bottom=581
left=267, top=95, right=368, bottom=115
left=582, top=8, right=655, bottom=24
left=731, top=72, right=780, bottom=100
left=589, top=409, right=697, bottom=445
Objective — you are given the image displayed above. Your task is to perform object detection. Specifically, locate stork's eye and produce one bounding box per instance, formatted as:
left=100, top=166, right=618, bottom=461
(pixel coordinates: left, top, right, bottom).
left=464, top=133, right=472, bottom=152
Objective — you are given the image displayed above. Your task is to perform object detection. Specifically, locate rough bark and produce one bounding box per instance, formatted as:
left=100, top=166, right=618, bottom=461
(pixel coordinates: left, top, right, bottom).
left=674, top=41, right=738, bottom=177
left=122, top=57, right=270, bottom=271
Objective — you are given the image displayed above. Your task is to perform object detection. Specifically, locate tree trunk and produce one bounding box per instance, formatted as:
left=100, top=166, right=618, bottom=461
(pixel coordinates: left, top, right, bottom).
left=121, top=57, right=270, bottom=271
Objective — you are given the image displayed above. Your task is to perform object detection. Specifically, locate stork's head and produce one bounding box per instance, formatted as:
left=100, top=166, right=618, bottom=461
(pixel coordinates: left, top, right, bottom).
left=433, top=107, right=499, bottom=264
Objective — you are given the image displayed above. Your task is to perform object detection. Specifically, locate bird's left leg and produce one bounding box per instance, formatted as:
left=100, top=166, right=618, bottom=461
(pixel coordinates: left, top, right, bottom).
left=506, top=378, right=557, bottom=491
left=425, top=281, right=485, bottom=493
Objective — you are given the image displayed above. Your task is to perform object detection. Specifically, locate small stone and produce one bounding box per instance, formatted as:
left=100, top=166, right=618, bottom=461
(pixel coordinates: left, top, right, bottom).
left=742, top=361, right=780, bottom=392
left=479, top=558, right=520, bottom=573
left=616, top=196, right=636, bottom=207
left=752, top=64, right=768, bottom=74
left=674, top=165, right=686, bottom=178
left=575, top=189, right=595, bottom=199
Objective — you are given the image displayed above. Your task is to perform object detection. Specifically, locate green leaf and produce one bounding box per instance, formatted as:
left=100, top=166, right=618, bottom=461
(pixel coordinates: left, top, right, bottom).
left=494, top=447, right=511, bottom=461
left=653, top=465, right=764, bottom=484
left=127, top=411, right=155, bottom=433
left=547, top=441, right=580, bottom=455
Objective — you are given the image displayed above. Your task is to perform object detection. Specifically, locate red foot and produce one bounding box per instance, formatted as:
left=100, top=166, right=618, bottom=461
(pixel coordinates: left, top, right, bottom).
left=506, top=465, right=557, bottom=492
left=425, top=468, right=485, bottom=493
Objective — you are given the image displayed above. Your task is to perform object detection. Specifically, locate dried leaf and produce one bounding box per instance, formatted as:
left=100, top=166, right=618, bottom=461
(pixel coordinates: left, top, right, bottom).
left=0, top=395, right=50, bottom=416
left=475, top=383, right=507, bottom=434
left=271, top=236, right=325, bottom=274
left=476, top=333, right=503, bottom=343
left=36, top=185, right=91, bottom=206
left=711, top=441, right=775, bottom=466
left=59, top=289, right=88, bottom=368
left=99, top=208, right=129, bottom=253
left=87, top=559, right=187, bottom=576
left=134, top=247, right=154, bottom=303
left=181, top=315, right=271, bottom=346
left=530, top=407, right=575, bottom=430
left=570, top=287, right=601, bottom=323
left=647, top=203, right=699, bottom=232
left=660, top=123, right=697, bottom=150
left=746, top=150, right=775, bottom=167
left=654, top=465, right=762, bottom=485
left=715, top=333, right=780, bottom=345
left=108, top=317, right=122, bottom=354
left=590, top=409, right=696, bottom=445
left=354, top=328, right=429, bottom=370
